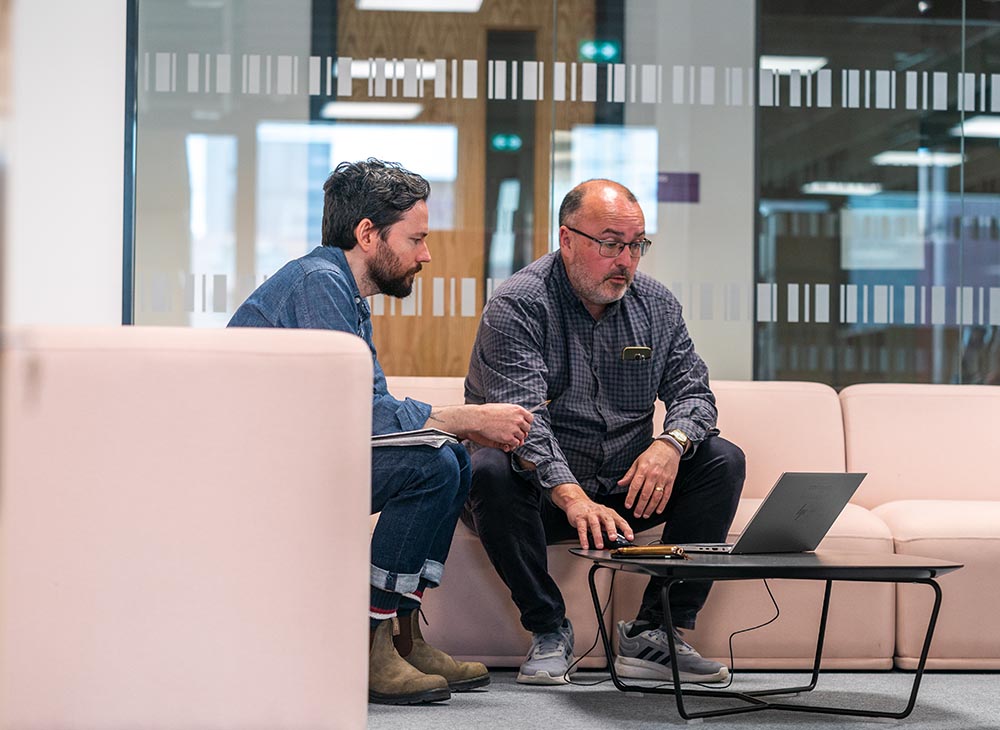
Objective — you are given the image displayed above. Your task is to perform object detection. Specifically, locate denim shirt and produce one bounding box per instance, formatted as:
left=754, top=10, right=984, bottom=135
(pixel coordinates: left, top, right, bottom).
left=228, top=245, right=431, bottom=435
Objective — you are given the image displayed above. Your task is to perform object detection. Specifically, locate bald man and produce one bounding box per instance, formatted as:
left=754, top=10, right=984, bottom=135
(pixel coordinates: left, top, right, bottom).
left=464, top=179, right=745, bottom=685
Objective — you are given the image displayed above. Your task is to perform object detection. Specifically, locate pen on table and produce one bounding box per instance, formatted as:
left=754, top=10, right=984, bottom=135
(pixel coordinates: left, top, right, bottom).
left=527, top=399, right=551, bottom=413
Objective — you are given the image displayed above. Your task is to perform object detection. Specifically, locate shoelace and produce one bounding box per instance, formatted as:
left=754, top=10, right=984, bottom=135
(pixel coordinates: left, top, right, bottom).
left=643, top=627, right=697, bottom=656
left=531, top=632, right=569, bottom=659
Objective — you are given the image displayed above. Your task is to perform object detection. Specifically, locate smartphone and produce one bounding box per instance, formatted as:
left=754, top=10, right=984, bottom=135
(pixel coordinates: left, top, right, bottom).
left=622, top=346, right=652, bottom=361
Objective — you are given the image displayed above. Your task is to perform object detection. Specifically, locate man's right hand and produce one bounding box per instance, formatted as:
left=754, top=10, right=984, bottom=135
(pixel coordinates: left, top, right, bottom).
left=550, top=483, right=633, bottom=550
left=426, top=403, right=532, bottom=451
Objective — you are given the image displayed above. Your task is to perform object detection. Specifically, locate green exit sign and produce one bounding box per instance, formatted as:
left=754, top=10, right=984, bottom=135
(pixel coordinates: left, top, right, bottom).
left=579, top=39, right=621, bottom=63
left=490, top=133, right=523, bottom=152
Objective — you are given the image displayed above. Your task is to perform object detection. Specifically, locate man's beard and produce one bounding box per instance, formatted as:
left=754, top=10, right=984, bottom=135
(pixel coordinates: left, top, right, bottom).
left=367, top=237, right=421, bottom=299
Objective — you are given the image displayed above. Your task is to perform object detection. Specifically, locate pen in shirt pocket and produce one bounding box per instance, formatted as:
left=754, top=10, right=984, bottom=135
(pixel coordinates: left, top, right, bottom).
left=527, top=399, right=552, bottom=413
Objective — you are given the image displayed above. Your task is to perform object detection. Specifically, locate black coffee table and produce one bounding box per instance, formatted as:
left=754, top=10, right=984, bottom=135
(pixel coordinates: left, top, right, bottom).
left=571, top=549, right=962, bottom=721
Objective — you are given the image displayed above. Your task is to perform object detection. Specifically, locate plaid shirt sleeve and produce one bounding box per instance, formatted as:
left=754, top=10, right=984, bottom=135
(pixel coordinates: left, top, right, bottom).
left=468, top=295, right=578, bottom=489
left=656, top=304, right=718, bottom=451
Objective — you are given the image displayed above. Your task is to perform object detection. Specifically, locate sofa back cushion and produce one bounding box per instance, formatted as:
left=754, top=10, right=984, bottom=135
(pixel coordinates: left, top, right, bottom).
left=841, top=383, right=1000, bottom=508
left=696, top=380, right=846, bottom=498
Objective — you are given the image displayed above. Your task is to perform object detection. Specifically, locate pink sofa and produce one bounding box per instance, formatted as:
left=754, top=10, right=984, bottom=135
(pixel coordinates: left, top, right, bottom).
left=0, top=327, right=373, bottom=729
left=387, top=376, right=997, bottom=671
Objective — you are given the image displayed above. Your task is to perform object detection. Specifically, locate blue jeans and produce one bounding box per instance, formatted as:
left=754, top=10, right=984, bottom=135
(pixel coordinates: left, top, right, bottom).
left=370, top=442, right=471, bottom=596
left=466, top=436, right=745, bottom=633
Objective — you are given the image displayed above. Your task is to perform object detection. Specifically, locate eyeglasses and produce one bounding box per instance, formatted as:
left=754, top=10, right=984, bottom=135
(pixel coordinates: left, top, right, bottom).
left=564, top=226, right=652, bottom=258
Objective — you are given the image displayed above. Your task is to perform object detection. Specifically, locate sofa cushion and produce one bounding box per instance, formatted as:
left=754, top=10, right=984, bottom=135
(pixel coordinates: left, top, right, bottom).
left=873, top=500, right=1000, bottom=669
left=841, top=383, right=1000, bottom=508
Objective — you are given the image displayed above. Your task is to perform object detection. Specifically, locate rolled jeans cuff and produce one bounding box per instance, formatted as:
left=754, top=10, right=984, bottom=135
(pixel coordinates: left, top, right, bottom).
left=370, top=558, right=444, bottom=595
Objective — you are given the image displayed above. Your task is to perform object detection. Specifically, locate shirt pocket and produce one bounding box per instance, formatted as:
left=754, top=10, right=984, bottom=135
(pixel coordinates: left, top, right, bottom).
left=607, top=358, right=656, bottom=414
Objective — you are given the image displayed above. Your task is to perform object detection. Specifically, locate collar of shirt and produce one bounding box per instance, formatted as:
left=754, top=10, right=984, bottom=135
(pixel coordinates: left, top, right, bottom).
left=311, top=244, right=371, bottom=331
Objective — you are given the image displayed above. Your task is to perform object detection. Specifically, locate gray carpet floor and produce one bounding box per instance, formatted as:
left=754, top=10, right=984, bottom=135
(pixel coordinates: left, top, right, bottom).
left=369, top=670, right=999, bottom=729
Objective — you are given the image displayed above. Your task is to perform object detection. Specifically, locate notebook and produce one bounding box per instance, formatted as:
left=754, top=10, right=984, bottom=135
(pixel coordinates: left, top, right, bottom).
left=681, top=472, right=866, bottom=554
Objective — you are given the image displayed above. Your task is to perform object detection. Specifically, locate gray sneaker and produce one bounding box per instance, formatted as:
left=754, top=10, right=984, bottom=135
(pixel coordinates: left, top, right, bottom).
left=517, top=619, right=575, bottom=685
left=614, top=620, right=729, bottom=683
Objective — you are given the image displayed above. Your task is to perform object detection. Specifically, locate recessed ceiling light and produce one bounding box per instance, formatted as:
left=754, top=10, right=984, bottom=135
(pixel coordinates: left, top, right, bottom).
left=802, top=181, right=882, bottom=196
left=319, top=102, right=423, bottom=120
left=759, top=55, right=828, bottom=75
left=872, top=150, right=964, bottom=167
left=356, top=0, right=483, bottom=11
left=949, top=115, right=1000, bottom=138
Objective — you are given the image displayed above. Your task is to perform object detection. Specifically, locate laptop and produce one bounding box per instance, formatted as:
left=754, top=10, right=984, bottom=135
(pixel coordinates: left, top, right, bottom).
left=681, top=472, right=866, bottom=554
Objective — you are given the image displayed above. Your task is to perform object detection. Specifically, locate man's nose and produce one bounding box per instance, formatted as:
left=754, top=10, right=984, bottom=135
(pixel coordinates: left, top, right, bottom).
left=417, top=241, right=432, bottom=263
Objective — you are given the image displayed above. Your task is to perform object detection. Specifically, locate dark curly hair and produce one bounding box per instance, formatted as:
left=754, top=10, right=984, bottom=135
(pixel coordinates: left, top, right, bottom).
left=321, top=158, right=431, bottom=250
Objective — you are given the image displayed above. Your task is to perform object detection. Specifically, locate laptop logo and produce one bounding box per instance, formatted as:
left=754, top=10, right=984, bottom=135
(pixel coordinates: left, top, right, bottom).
left=793, top=504, right=812, bottom=521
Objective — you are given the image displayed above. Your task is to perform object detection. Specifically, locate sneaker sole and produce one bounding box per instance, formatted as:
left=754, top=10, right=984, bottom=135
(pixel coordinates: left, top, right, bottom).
left=369, top=686, right=452, bottom=705
left=515, top=669, right=573, bottom=685
left=449, top=673, right=491, bottom=692
left=614, top=656, right=729, bottom=683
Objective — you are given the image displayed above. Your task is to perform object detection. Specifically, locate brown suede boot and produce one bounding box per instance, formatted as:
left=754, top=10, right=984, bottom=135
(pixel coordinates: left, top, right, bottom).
left=369, top=618, right=450, bottom=705
left=398, top=611, right=490, bottom=691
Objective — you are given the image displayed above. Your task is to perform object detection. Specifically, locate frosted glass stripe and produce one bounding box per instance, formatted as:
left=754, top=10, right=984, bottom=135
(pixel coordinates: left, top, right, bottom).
left=247, top=55, right=261, bottom=94
left=581, top=63, right=597, bottom=102
left=613, top=64, right=626, bottom=103
left=187, top=54, right=199, bottom=92
left=933, top=72, right=948, bottom=110
left=402, top=58, right=418, bottom=97
left=931, top=286, right=946, bottom=324
left=699, top=283, right=714, bottom=320
left=641, top=64, right=656, bottom=103
left=494, top=61, right=506, bottom=100
left=759, top=69, right=774, bottom=106
left=789, top=70, right=801, bottom=107
left=212, top=275, right=227, bottom=313
left=905, top=71, right=918, bottom=109
left=875, top=70, right=891, bottom=108
left=522, top=61, right=538, bottom=101
left=460, top=278, right=476, bottom=317
left=787, top=283, right=799, bottom=323
left=992, top=75, right=1000, bottom=112
left=461, top=59, right=477, bottom=99
left=373, top=58, right=387, bottom=97
left=434, top=59, right=447, bottom=98
left=673, top=65, right=684, bottom=104
left=873, top=285, right=889, bottom=324
left=815, top=284, right=830, bottom=323
left=904, top=285, right=916, bottom=324
left=959, top=286, right=974, bottom=325
left=816, top=69, right=831, bottom=107
left=990, top=288, right=1000, bottom=325
left=216, top=55, right=230, bottom=93
left=961, top=72, right=976, bottom=112
left=277, top=55, right=293, bottom=95
left=845, top=284, right=858, bottom=323
left=371, top=294, right=385, bottom=316
left=847, top=69, right=860, bottom=108
left=700, top=66, right=715, bottom=105
left=309, top=56, right=321, bottom=95
left=510, top=61, right=518, bottom=101
left=156, top=52, right=172, bottom=92
left=553, top=62, right=566, bottom=101
left=432, top=278, right=445, bottom=317
left=756, top=283, right=774, bottom=322
left=570, top=62, right=577, bottom=102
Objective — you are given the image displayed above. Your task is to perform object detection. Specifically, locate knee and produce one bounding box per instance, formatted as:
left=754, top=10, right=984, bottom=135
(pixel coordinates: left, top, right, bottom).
left=469, top=447, right=516, bottom=508
left=411, top=444, right=466, bottom=497
left=705, top=437, right=747, bottom=491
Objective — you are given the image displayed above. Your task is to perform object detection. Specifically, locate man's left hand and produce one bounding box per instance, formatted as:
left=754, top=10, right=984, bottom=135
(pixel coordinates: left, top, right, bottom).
left=619, top=439, right=680, bottom=519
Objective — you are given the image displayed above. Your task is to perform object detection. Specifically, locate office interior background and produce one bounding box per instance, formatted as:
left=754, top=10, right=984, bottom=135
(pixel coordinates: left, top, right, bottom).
left=4, top=0, right=1000, bottom=388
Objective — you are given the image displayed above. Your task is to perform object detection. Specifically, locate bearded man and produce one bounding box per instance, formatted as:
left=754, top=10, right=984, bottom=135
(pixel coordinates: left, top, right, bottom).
left=229, top=158, right=533, bottom=705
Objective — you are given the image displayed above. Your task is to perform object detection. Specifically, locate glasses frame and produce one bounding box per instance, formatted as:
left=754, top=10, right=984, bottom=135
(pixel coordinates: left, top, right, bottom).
left=564, top=226, right=652, bottom=258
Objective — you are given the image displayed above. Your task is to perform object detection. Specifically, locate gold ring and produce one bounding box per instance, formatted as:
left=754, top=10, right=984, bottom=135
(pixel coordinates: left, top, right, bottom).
left=653, top=487, right=664, bottom=492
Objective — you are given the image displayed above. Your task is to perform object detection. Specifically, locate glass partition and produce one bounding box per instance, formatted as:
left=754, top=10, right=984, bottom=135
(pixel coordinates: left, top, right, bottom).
left=131, top=0, right=1000, bottom=385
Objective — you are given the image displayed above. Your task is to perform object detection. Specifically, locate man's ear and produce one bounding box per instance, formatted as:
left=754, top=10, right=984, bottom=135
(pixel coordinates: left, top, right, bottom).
left=557, top=225, right=573, bottom=254
left=353, top=218, right=377, bottom=252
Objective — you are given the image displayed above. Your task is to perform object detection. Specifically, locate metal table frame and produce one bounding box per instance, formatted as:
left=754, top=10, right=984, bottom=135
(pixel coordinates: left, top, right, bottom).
left=574, top=550, right=961, bottom=721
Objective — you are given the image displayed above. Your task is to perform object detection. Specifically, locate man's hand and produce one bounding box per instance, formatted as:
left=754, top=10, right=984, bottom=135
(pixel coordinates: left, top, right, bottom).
left=551, top=483, right=633, bottom=550
left=619, top=439, right=680, bottom=519
left=427, top=404, right=532, bottom=451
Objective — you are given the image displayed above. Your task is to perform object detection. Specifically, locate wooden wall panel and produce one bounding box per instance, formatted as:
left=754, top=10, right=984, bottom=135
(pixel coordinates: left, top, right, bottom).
left=338, top=0, right=594, bottom=376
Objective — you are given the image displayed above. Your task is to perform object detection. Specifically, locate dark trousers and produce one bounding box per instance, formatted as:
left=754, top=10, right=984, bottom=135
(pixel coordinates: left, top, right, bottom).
left=466, top=436, right=745, bottom=634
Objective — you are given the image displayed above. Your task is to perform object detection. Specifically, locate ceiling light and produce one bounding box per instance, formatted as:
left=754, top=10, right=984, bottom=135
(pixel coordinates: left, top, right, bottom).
left=319, top=102, right=423, bottom=120
left=949, top=115, right=1000, bottom=138
left=356, top=0, right=483, bottom=11
left=872, top=150, right=964, bottom=167
left=802, top=181, right=882, bottom=196
left=759, top=55, right=828, bottom=75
